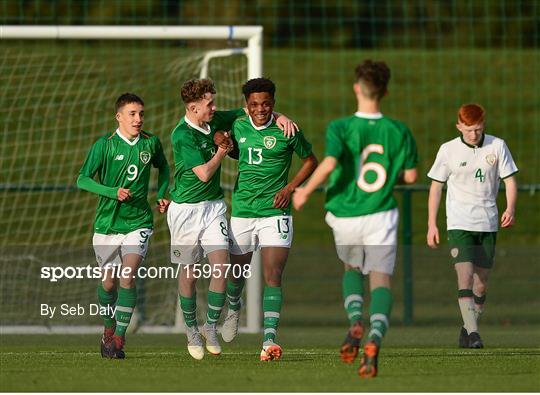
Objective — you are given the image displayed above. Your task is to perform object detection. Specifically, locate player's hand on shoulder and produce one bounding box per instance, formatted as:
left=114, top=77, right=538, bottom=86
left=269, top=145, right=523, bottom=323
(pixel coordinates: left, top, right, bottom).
left=426, top=225, right=439, bottom=248
left=117, top=188, right=131, bottom=202
left=273, top=185, right=294, bottom=209
left=275, top=114, right=299, bottom=137
left=292, top=187, right=309, bottom=211
left=500, top=209, right=515, bottom=228
left=157, top=198, right=170, bottom=214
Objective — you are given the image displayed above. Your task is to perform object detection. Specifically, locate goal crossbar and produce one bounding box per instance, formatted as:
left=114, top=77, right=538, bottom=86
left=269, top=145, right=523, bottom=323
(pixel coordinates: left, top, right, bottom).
left=1, top=24, right=263, bottom=334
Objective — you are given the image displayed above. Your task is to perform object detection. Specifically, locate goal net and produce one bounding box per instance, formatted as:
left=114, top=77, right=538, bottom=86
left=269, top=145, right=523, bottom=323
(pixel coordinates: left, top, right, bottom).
left=0, top=25, right=262, bottom=334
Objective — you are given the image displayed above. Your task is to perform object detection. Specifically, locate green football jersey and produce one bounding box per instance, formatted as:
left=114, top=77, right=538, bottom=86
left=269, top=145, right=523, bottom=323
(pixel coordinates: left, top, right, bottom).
left=170, top=109, right=245, bottom=204
left=78, top=129, right=169, bottom=234
left=231, top=116, right=313, bottom=218
left=325, top=114, right=418, bottom=217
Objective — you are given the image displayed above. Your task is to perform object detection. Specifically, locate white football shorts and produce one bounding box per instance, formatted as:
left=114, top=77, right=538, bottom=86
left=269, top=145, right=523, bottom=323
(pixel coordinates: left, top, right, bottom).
left=92, top=228, right=153, bottom=268
left=229, top=215, right=293, bottom=255
left=325, top=208, right=398, bottom=275
left=167, top=199, right=229, bottom=265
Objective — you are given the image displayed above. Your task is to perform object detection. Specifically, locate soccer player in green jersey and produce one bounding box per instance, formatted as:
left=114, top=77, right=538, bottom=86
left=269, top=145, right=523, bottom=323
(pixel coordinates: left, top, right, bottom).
left=77, top=93, right=170, bottom=359
left=219, top=78, right=318, bottom=361
left=293, top=60, right=418, bottom=378
left=427, top=104, right=518, bottom=349
left=168, top=78, right=298, bottom=360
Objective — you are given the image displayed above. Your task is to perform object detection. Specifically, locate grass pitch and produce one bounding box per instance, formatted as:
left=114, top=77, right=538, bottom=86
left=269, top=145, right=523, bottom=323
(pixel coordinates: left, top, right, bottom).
left=1, top=325, right=539, bottom=392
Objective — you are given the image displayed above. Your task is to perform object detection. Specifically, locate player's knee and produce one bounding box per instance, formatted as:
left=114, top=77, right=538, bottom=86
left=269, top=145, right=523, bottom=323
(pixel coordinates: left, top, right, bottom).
left=474, top=282, right=487, bottom=295
left=120, top=277, right=136, bottom=289
left=264, top=269, right=283, bottom=286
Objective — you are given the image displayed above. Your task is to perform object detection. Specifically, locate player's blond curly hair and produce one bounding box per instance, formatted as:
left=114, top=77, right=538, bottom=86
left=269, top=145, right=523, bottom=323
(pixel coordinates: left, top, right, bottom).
left=181, top=78, right=216, bottom=104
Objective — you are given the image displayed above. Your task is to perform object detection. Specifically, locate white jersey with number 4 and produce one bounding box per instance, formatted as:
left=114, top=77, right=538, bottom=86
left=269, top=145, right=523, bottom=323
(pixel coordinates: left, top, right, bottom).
left=428, top=134, right=518, bottom=232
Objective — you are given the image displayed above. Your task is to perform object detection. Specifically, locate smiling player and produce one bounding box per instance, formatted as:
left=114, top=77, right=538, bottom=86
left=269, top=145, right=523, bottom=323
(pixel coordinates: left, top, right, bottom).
left=77, top=93, right=170, bottom=359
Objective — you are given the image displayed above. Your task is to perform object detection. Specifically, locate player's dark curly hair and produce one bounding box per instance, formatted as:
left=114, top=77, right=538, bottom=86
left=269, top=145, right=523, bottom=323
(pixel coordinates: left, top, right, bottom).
left=115, top=93, right=144, bottom=112
left=354, top=60, right=391, bottom=101
left=181, top=78, right=216, bottom=104
left=242, top=77, right=276, bottom=101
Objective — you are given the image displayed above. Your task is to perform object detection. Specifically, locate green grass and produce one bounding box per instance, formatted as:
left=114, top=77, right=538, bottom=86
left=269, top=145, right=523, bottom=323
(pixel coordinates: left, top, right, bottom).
left=1, top=326, right=539, bottom=392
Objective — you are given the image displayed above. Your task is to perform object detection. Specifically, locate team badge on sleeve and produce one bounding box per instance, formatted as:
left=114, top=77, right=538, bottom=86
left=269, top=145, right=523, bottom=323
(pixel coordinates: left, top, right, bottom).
left=140, top=151, right=151, bottom=164
left=485, top=154, right=496, bottom=166
left=264, top=136, right=277, bottom=149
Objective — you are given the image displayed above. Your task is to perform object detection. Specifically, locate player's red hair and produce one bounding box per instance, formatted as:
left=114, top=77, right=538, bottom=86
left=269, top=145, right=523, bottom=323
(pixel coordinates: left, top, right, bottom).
left=458, top=104, right=485, bottom=126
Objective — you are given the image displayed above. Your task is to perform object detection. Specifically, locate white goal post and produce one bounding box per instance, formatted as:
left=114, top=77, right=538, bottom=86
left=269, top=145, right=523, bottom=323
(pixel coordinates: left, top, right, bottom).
left=0, top=25, right=262, bottom=334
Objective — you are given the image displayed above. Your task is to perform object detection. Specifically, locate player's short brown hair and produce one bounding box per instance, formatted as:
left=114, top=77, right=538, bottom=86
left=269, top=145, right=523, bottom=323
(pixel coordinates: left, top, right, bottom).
left=354, top=60, right=391, bottom=101
left=458, top=104, right=485, bottom=126
left=181, top=78, right=216, bottom=104
left=115, top=93, right=144, bottom=112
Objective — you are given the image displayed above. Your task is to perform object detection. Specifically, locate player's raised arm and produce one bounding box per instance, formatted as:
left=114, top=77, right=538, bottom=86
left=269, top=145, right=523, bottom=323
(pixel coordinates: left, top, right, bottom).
left=274, top=111, right=299, bottom=137
left=427, top=180, right=444, bottom=248
left=501, top=175, right=517, bottom=228
left=77, top=139, right=125, bottom=201
left=192, top=146, right=231, bottom=183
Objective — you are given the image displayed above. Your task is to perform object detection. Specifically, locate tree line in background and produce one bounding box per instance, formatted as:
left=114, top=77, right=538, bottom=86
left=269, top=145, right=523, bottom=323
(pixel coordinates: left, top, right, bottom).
left=2, top=0, right=538, bottom=48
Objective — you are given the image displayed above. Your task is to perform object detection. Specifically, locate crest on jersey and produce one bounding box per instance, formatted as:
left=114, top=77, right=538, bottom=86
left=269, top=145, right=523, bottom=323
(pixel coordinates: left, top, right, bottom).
left=140, top=151, right=151, bottom=164
left=264, top=136, right=277, bottom=149
left=485, top=154, right=496, bottom=166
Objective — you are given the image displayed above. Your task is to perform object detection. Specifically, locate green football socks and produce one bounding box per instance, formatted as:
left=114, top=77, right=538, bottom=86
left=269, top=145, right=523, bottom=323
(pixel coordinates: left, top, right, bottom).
left=263, top=286, right=282, bottom=342
left=206, top=290, right=226, bottom=325
left=97, top=283, right=117, bottom=329
left=179, top=293, right=198, bottom=328
left=226, top=277, right=245, bottom=312
left=114, top=286, right=137, bottom=337
left=368, top=286, right=393, bottom=345
left=342, top=269, right=364, bottom=325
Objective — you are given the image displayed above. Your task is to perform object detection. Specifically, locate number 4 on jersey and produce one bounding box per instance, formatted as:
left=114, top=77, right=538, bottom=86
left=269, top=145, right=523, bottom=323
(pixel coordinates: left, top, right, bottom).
left=475, top=168, right=485, bottom=183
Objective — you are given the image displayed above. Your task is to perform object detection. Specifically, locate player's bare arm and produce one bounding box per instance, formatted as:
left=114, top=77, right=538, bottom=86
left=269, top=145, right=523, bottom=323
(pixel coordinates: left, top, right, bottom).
left=397, top=168, right=418, bottom=184
left=273, top=153, right=318, bottom=209
left=293, top=156, right=337, bottom=211
left=192, top=145, right=231, bottom=183
left=501, top=175, right=517, bottom=228
left=427, top=180, right=444, bottom=248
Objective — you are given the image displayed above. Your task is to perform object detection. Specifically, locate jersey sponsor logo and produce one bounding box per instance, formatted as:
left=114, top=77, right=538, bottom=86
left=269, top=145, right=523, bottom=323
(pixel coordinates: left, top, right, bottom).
left=140, top=151, right=151, bottom=164
left=485, top=154, right=496, bottom=166
left=239, top=137, right=247, bottom=143
left=263, top=136, right=277, bottom=149
left=114, top=154, right=124, bottom=161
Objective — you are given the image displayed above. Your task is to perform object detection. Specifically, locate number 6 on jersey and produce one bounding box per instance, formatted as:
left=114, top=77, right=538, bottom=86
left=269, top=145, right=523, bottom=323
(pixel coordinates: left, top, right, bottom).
left=357, top=144, right=386, bottom=192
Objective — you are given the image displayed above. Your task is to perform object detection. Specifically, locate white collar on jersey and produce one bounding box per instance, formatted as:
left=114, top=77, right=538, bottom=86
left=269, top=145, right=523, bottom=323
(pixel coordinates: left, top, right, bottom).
left=184, top=115, right=211, bottom=135
left=116, top=128, right=140, bottom=146
left=248, top=114, right=275, bottom=130
left=354, top=111, right=383, bottom=119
